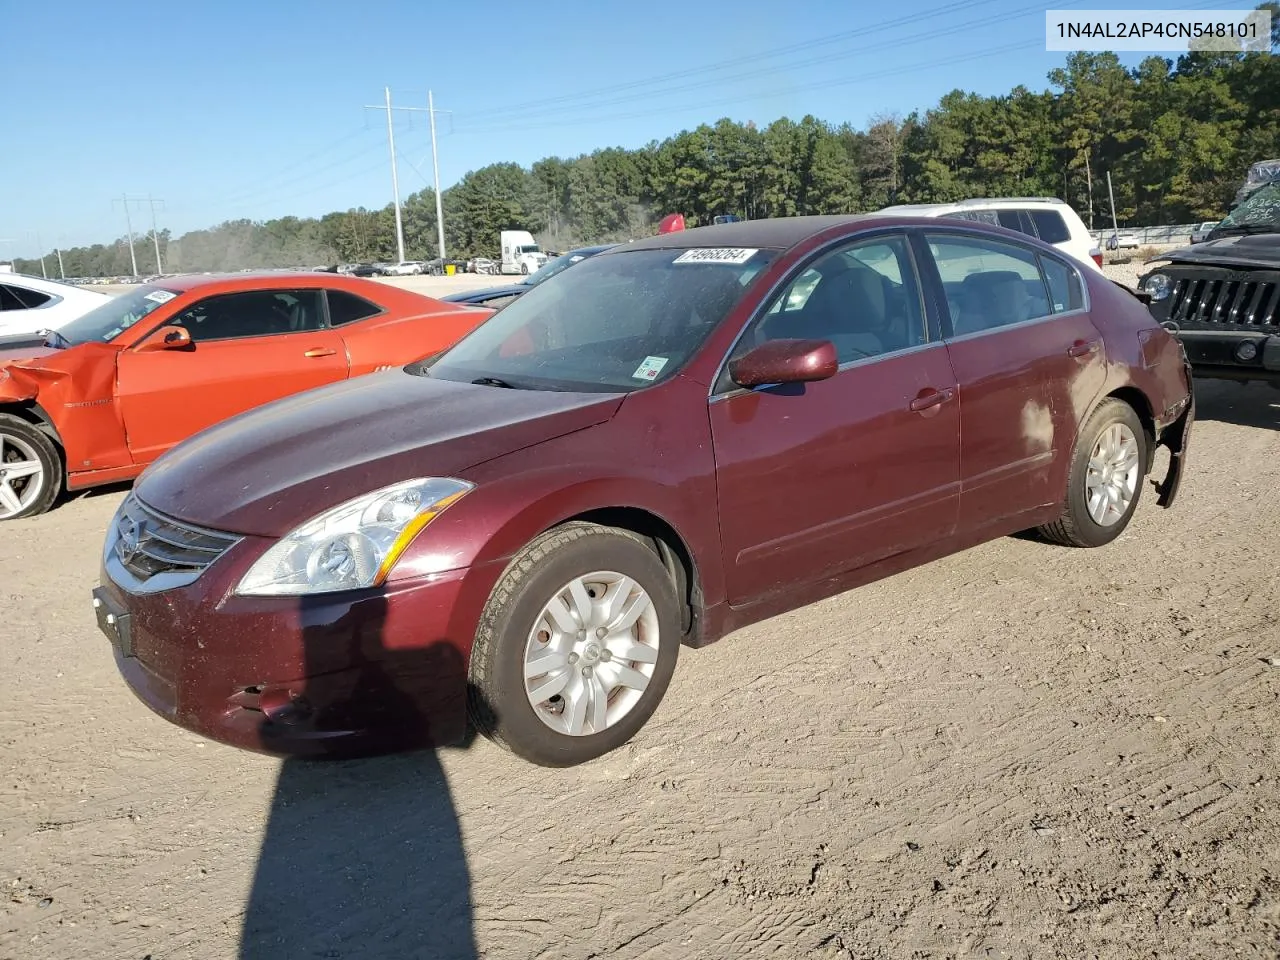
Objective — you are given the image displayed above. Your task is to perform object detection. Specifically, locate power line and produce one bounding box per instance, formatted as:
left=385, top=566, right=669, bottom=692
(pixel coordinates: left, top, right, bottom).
left=453, top=0, right=1235, bottom=132
left=457, top=0, right=1001, bottom=125
left=362, top=88, right=450, bottom=262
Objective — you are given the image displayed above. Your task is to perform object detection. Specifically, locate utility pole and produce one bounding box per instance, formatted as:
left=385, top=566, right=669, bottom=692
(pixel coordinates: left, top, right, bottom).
left=33, top=232, right=48, bottom=278
left=54, top=246, right=66, bottom=279
left=428, top=89, right=447, bottom=261
left=145, top=195, right=165, bottom=273
left=364, top=87, right=413, bottom=264
left=1106, top=170, right=1120, bottom=249
left=114, top=195, right=165, bottom=274
left=113, top=195, right=140, bottom=277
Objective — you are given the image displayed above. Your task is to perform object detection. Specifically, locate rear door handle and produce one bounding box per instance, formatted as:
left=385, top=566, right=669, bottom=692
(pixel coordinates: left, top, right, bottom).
left=1067, top=339, right=1100, bottom=358
left=304, top=347, right=337, bottom=358
left=909, top=388, right=955, bottom=412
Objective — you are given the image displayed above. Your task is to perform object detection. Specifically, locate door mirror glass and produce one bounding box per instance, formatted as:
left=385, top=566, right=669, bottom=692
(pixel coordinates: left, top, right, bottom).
left=729, top=338, right=838, bottom=388
left=136, top=324, right=192, bottom=352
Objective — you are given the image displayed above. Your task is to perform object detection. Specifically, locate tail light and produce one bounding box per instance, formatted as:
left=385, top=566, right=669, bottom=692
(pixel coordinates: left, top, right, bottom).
left=1091, top=249, right=1104, bottom=267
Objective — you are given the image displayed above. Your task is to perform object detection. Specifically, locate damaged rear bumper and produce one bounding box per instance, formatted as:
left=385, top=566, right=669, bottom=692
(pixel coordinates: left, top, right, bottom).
left=1153, top=390, right=1194, bottom=509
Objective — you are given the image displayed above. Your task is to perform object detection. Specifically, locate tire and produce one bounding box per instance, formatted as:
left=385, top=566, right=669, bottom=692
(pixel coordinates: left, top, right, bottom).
left=0, top=414, right=62, bottom=520
left=520, top=263, right=529, bottom=275
left=1037, top=398, right=1147, bottom=548
left=468, top=521, right=681, bottom=767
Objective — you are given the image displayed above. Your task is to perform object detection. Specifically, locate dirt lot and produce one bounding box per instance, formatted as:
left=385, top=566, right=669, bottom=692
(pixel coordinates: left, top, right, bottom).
left=3, top=268, right=1280, bottom=959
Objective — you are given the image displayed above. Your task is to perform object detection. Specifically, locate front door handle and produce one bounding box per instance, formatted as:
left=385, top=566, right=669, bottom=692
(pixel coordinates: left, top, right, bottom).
left=909, top=388, right=955, bottom=413
left=1067, top=339, right=1100, bottom=358
left=304, top=347, right=337, bottom=358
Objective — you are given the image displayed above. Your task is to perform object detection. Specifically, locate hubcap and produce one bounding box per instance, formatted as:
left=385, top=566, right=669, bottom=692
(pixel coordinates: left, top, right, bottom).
left=523, top=570, right=660, bottom=737
left=0, top=432, right=45, bottom=520
left=1085, top=422, right=1140, bottom=527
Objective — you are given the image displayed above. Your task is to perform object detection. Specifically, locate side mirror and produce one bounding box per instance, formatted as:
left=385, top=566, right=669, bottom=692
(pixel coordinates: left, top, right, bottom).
left=728, top=338, right=838, bottom=388
left=136, top=325, right=192, bottom=353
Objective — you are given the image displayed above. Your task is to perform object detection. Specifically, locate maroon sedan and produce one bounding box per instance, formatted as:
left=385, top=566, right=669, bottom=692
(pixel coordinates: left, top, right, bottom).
left=93, top=215, right=1194, bottom=767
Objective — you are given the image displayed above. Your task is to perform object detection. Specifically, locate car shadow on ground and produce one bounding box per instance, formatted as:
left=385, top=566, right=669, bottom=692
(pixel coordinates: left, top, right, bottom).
left=239, top=595, right=483, bottom=960
left=1191, top=378, right=1280, bottom=431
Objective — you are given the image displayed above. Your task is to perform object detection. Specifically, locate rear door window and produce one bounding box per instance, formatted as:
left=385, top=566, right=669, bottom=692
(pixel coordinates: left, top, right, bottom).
left=326, top=289, right=384, bottom=326
left=1039, top=255, right=1084, bottom=312
left=924, top=233, right=1055, bottom=336
left=1029, top=210, right=1071, bottom=244
left=0, top=285, right=52, bottom=310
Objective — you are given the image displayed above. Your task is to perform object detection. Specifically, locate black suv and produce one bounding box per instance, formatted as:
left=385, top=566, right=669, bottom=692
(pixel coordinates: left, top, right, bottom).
left=1137, top=176, right=1280, bottom=386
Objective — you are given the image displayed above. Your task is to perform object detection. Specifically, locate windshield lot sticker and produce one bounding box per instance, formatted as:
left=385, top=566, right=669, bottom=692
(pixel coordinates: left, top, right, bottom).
left=672, top=248, right=758, bottom=265
left=144, top=290, right=177, bottom=304
left=632, top=356, right=669, bottom=381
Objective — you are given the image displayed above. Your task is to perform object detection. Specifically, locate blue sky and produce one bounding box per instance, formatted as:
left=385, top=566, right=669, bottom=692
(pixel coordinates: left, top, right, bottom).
left=0, top=0, right=1242, bottom=257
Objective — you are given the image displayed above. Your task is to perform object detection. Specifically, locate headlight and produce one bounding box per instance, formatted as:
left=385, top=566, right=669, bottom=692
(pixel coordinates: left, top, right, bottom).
left=235, top=477, right=473, bottom=596
left=1140, top=272, right=1172, bottom=301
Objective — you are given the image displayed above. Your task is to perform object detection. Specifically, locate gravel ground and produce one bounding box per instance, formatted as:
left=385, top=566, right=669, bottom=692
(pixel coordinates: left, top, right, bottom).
left=3, top=259, right=1279, bottom=960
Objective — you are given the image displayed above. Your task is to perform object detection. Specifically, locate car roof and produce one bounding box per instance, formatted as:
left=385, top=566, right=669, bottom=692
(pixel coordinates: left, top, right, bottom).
left=147, top=271, right=378, bottom=292
left=617, top=215, right=884, bottom=253
left=0, top=272, right=107, bottom=296
left=879, top=198, right=1071, bottom=213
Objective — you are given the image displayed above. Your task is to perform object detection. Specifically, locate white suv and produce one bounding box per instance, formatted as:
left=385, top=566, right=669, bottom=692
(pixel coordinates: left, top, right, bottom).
left=877, top=197, right=1104, bottom=272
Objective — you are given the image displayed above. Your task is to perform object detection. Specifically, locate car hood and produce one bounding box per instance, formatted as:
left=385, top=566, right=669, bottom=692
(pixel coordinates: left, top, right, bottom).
left=0, top=332, right=58, bottom=363
left=441, top=284, right=529, bottom=303
left=1152, top=232, right=1280, bottom=270
left=134, top=369, right=626, bottom=537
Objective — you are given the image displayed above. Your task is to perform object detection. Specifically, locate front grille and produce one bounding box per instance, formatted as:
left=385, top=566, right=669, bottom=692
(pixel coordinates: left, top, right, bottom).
left=1167, top=275, right=1280, bottom=328
left=113, top=494, right=240, bottom=583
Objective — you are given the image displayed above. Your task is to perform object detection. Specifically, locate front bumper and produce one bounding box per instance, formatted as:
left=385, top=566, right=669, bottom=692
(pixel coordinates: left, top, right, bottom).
left=94, top=534, right=480, bottom=759
left=1175, top=330, right=1280, bottom=382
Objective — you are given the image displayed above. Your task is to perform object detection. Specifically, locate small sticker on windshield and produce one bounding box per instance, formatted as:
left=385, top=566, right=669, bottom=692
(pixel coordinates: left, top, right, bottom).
left=632, top=356, right=669, bottom=381
left=672, top=248, right=758, bottom=265
left=144, top=290, right=176, bottom=304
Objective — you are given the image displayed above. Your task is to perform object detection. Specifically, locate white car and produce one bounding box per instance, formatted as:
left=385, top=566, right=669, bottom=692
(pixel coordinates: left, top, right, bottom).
left=382, top=261, right=425, bottom=276
left=0, top=273, right=113, bottom=338
left=877, top=197, right=1104, bottom=271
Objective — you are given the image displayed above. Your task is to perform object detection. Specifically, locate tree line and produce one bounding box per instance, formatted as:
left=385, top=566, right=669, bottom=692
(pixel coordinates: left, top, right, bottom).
left=15, top=26, right=1279, bottom=278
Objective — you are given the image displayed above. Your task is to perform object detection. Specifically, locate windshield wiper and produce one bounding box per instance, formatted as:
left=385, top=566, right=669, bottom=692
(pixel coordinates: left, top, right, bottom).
left=471, top=376, right=521, bottom=389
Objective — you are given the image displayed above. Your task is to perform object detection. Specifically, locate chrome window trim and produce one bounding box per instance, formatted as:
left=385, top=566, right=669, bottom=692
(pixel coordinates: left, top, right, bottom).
left=707, top=227, right=930, bottom=399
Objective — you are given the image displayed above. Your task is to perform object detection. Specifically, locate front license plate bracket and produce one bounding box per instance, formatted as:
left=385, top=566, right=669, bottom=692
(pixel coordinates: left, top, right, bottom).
left=92, top=586, right=134, bottom=657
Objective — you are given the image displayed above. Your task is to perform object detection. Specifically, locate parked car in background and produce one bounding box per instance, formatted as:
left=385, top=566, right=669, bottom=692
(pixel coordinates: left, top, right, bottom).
left=1138, top=175, right=1280, bottom=387
left=380, top=261, right=425, bottom=277
left=93, top=214, right=1192, bottom=767
left=1190, top=221, right=1218, bottom=244
left=878, top=197, right=1104, bottom=270
left=442, top=244, right=617, bottom=310
left=1105, top=232, right=1141, bottom=251
left=0, top=273, right=113, bottom=337
left=0, top=272, right=491, bottom=519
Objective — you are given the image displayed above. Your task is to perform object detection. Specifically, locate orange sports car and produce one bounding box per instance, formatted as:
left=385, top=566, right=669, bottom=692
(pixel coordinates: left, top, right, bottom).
left=0, top=272, right=491, bottom=519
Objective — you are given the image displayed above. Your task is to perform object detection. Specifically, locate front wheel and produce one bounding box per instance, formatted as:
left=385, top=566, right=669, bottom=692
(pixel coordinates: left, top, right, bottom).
left=468, top=522, right=681, bottom=767
left=0, top=414, right=62, bottom=520
left=1037, top=398, right=1147, bottom=548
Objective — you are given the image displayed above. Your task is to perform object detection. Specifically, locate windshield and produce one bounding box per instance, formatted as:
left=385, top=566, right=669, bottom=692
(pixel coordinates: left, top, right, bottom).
left=517, top=244, right=541, bottom=255
left=53, top=285, right=182, bottom=345
left=1214, top=181, right=1280, bottom=234
left=426, top=246, right=776, bottom=392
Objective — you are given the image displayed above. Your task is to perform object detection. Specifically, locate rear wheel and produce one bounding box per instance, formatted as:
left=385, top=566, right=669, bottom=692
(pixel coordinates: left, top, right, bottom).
left=468, top=522, right=681, bottom=767
left=0, top=415, right=62, bottom=520
left=1038, top=399, right=1146, bottom=548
